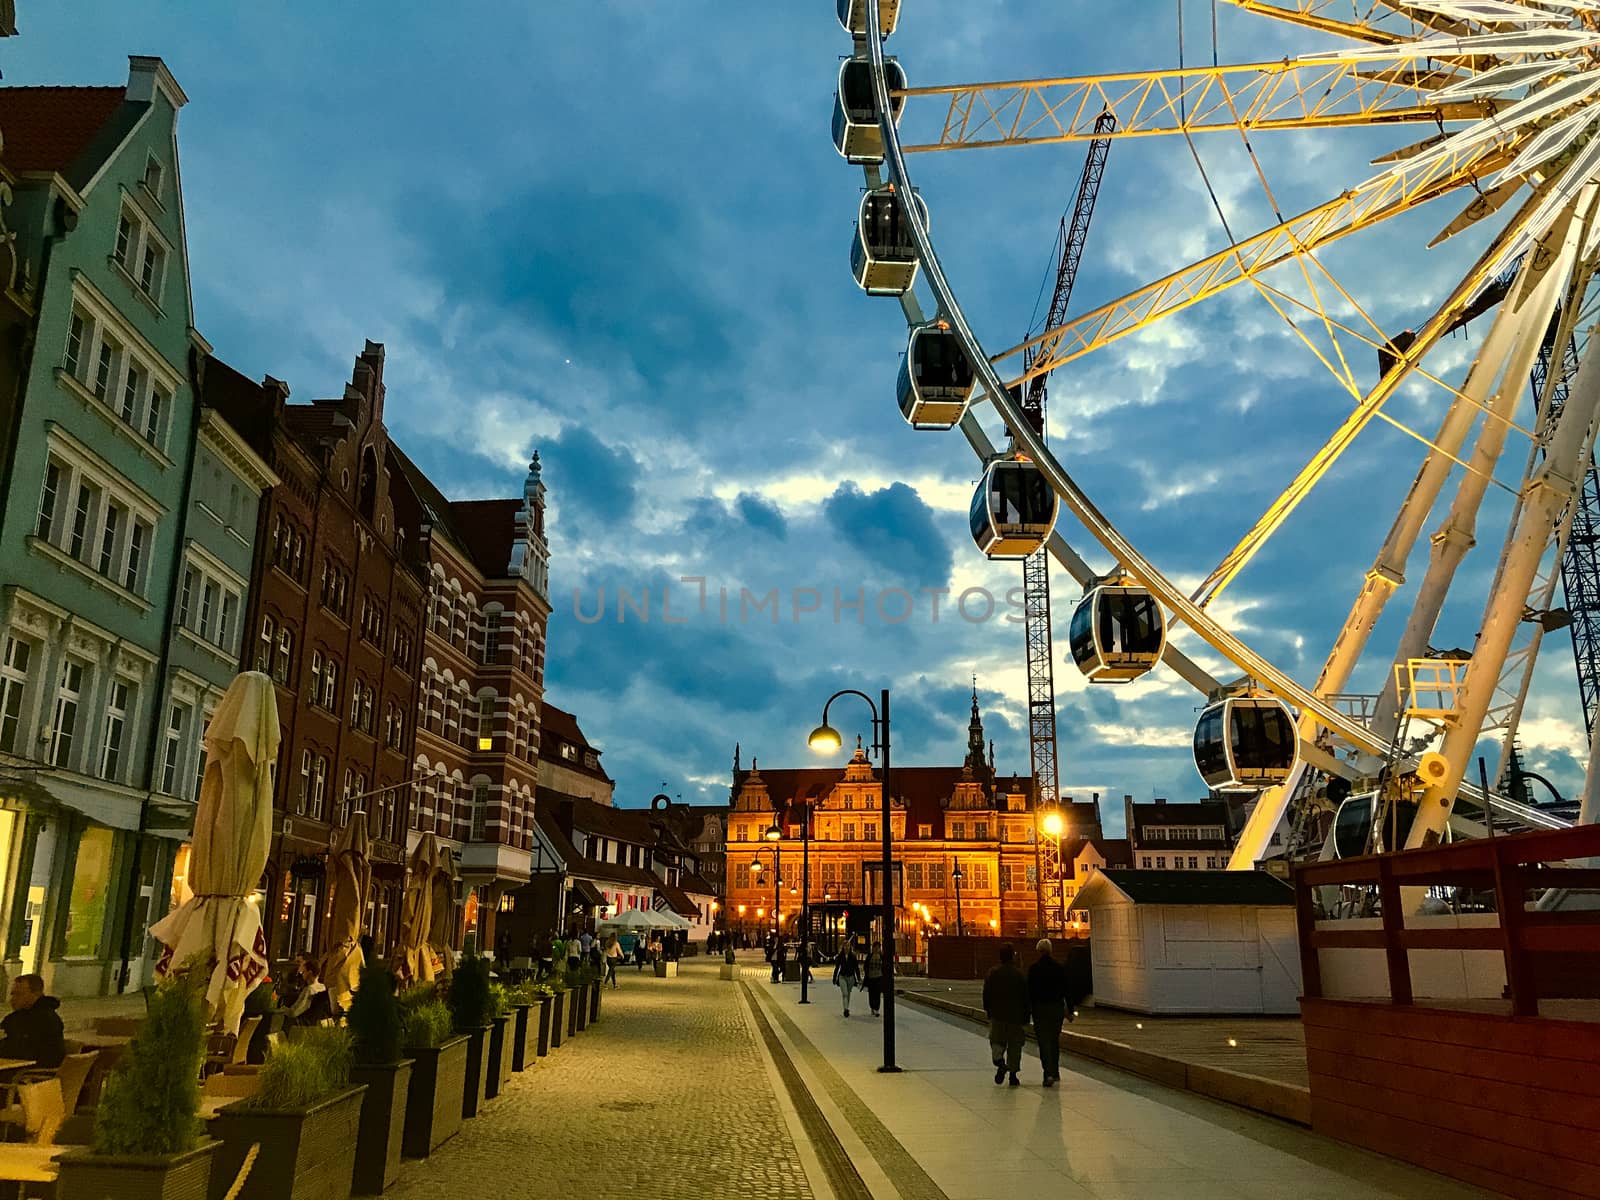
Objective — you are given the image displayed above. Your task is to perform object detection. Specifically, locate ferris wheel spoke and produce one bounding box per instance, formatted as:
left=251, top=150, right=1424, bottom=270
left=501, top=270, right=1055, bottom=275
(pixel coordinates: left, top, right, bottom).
left=898, top=59, right=1485, bottom=154
left=990, top=138, right=1511, bottom=390
left=1224, top=0, right=1434, bottom=44
left=1192, top=179, right=1562, bottom=609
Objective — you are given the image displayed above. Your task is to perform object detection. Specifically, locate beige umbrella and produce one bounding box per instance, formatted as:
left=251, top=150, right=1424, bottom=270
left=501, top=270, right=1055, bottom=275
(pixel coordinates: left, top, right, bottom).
left=397, top=833, right=438, bottom=986
left=150, top=671, right=279, bottom=1035
left=426, top=843, right=458, bottom=977
left=322, top=810, right=371, bottom=1012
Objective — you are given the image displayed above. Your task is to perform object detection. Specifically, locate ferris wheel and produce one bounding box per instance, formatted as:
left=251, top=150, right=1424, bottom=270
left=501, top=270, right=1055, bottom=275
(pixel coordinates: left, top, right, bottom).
left=832, top=0, right=1600, bottom=868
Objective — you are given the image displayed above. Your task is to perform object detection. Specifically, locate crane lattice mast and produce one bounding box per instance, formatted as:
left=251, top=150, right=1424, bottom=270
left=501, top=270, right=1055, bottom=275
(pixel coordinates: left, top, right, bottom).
left=1530, top=329, right=1600, bottom=740
left=1022, top=110, right=1115, bottom=933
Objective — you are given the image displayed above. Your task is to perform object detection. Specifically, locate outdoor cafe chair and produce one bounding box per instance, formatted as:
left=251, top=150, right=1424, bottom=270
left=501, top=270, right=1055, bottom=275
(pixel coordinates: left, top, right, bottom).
left=0, top=1078, right=65, bottom=1197
left=0, top=1053, right=96, bottom=1142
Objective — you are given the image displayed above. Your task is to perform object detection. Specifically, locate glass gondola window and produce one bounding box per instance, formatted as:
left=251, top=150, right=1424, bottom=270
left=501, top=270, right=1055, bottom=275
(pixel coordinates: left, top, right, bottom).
left=1194, top=705, right=1229, bottom=784
left=991, top=462, right=1051, bottom=526
left=1069, top=599, right=1098, bottom=671
left=1101, top=591, right=1161, bottom=659
left=1231, top=702, right=1294, bottom=772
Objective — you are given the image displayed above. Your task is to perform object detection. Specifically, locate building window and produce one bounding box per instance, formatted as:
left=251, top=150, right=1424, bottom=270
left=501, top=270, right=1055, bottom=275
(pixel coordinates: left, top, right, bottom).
left=0, top=637, right=30, bottom=754
left=483, top=612, right=501, bottom=664
left=142, top=154, right=164, bottom=198
left=950, top=821, right=965, bottom=840
left=864, top=822, right=877, bottom=842
left=298, top=750, right=311, bottom=815
left=975, top=821, right=989, bottom=840
left=193, top=708, right=212, bottom=800
left=126, top=520, right=148, bottom=592
left=470, top=783, right=489, bottom=841
left=477, top=694, right=493, bottom=749
left=1188, top=856, right=1199, bottom=869
left=35, top=462, right=61, bottom=540
left=274, top=628, right=293, bottom=685
left=49, top=659, right=84, bottom=768
left=1156, top=856, right=1167, bottom=869
left=161, top=704, right=186, bottom=794
left=100, top=679, right=130, bottom=781
left=310, top=651, right=323, bottom=704
left=68, top=481, right=93, bottom=559
left=321, top=658, right=338, bottom=710
left=112, top=201, right=166, bottom=303
left=63, top=826, right=116, bottom=957
left=65, top=310, right=87, bottom=378
left=310, top=755, right=327, bottom=820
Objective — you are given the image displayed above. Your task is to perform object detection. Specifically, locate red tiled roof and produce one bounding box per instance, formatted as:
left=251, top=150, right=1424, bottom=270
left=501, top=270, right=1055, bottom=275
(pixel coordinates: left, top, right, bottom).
left=447, top=499, right=520, bottom=578
left=541, top=703, right=592, bottom=749
left=0, top=86, right=127, bottom=176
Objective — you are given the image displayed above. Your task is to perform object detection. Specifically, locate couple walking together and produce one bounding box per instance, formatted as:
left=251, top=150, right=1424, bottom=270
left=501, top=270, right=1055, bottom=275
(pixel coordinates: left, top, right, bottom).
left=984, top=939, right=1088, bottom=1087
left=831, top=940, right=885, bottom=1017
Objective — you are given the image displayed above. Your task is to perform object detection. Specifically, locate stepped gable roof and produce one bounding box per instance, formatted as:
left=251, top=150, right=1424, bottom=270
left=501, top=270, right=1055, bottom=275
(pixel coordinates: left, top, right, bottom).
left=738, top=763, right=1041, bottom=839
left=1079, top=869, right=1294, bottom=907
left=0, top=86, right=138, bottom=188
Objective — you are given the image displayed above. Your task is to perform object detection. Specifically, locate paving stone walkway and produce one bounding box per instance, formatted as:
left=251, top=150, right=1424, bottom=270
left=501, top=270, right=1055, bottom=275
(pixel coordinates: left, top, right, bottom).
left=383, top=960, right=816, bottom=1200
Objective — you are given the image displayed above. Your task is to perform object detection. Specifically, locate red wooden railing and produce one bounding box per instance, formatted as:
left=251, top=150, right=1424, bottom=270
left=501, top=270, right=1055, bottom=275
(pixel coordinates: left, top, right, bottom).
left=1294, top=824, right=1600, bottom=1016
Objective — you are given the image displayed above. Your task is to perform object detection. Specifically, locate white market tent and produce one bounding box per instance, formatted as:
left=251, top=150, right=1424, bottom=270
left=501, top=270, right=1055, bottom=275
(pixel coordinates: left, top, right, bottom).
left=597, top=907, right=679, bottom=932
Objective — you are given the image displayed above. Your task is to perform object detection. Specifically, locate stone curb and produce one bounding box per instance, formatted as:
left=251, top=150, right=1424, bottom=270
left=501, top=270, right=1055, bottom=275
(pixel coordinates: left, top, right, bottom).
left=898, top=990, right=1312, bottom=1127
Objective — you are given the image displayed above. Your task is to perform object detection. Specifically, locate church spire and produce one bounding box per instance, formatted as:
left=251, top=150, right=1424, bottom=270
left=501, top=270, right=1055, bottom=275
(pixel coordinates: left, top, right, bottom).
left=965, top=676, right=987, bottom=776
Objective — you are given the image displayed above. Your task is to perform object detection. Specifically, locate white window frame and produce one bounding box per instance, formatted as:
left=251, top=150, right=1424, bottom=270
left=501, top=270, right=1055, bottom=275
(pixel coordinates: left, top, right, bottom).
left=160, top=703, right=187, bottom=795
left=50, top=658, right=86, bottom=769
left=0, top=636, right=34, bottom=755
left=32, top=431, right=163, bottom=598
left=111, top=194, right=171, bottom=307
left=99, top=677, right=132, bottom=781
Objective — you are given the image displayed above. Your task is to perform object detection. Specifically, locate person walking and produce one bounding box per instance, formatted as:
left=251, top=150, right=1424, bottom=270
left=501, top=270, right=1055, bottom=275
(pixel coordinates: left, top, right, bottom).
left=832, top=940, right=861, bottom=1016
left=771, top=938, right=788, bottom=983
left=634, top=934, right=649, bottom=972
left=604, top=935, right=624, bottom=988
left=982, top=943, right=1030, bottom=1087
left=1027, top=938, right=1069, bottom=1087
left=863, top=941, right=886, bottom=1017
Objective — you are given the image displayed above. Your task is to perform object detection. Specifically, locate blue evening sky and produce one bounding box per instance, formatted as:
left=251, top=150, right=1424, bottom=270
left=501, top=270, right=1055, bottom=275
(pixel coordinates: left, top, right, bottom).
left=11, top=3, right=1589, bottom=826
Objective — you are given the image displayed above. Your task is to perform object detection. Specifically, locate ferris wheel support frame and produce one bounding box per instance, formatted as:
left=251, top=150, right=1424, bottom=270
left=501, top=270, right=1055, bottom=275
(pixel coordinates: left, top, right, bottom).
left=1367, top=223, right=1583, bottom=746
left=1408, top=196, right=1600, bottom=850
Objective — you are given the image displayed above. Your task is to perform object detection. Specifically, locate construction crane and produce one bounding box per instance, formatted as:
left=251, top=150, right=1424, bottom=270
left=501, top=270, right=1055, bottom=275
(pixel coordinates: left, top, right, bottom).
left=1021, top=109, right=1115, bottom=933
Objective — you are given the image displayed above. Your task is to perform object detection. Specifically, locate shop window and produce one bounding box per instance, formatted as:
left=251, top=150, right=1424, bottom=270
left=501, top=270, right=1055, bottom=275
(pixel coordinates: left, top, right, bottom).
left=169, top=843, right=192, bottom=911
left=63, top=826, right=116, bottom=957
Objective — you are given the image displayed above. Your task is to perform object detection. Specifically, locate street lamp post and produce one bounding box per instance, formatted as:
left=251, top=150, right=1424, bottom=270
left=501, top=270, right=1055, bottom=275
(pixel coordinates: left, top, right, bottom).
left=809, top=687, right=899, bottom=1074
left=952, top=860, right=964, bottom=937
left=795, top=802, right=813, bottom=1004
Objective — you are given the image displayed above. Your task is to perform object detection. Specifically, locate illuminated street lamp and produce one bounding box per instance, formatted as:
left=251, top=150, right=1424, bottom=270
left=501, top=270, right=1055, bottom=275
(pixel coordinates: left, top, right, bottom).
left=1040, top=809, right=1068, bottom=933
left=809, top=686, right=898, bottom=1073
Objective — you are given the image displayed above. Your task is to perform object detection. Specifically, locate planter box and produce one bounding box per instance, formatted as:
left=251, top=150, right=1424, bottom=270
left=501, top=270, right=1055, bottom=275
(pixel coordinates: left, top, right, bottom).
left=208, top=1084, right=367, bottom=1200
left=485, top=1016, right=512, bottom=1099
left=720, top=963, right=737, bottom=980
left=349, top=1060, right=412, bottom=1196
left=400, top=1035, right=468, bottom=1158
left=535, top=997, right=554, bottom=1056
left=565, top=989, right=580, bottom=1038
left=59, top=1139, right=218, bottom=1200
left=656, top=960, right=679, bottom=978
left=460, top=1025, right=490, bottom=1118
left=590, top=983, right=601, bottom=1024
left=575, top=984, right=590, bottom=1032
left=511, top=1004, right=534, bottom=1070
left=550, top=992, right=565, bottom=1049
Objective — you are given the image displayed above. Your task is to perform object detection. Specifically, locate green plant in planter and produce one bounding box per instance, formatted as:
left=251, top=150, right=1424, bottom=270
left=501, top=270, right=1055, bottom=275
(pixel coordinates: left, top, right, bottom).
left=573, top=962, right=599, bottom=988
left=348, top=966, right=403, bottom=1066
left=242, top=1027, right=353, bottom=1110
left=398, top=1000, right=452, bottom=1050
left=447, top=954, right=493, bottom=1031
left=487, top=981, right=510, bottom=1019
left=503, top=982, right=539, bottom=1007
left=93, top=967, right=207, bottom=1155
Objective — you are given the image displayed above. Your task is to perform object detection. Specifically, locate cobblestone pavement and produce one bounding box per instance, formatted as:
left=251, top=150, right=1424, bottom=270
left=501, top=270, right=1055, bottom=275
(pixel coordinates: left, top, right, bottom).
left=384, top=959, right=816, bottom=1200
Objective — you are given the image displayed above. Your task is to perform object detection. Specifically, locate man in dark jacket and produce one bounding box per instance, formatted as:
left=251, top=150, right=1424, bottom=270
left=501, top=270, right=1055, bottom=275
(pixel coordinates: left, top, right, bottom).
left=1027, top=939, right=1069, bottom=1087
left=982, top=943, right=1030, bottom=1086
left=0, top=974, right=65, bottom=1068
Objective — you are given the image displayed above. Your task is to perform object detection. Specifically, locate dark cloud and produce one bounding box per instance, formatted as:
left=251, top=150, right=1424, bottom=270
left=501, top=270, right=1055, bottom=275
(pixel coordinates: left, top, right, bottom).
left=736, top=493, right=788, bottom=540
left=543, top=427, right=640, bottom=531
left=822, top=481, right=953, bottom=592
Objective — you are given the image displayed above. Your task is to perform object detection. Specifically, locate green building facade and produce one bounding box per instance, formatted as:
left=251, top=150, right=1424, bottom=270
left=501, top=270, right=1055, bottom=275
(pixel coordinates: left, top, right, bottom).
left=0, top=58, right=272, bottom=996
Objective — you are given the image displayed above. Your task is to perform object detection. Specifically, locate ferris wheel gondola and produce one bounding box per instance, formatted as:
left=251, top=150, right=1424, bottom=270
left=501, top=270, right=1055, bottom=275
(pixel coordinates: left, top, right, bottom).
left=1193, top=695, right=1298, bottom=793
left=837, top=0, right=899, bottom=37
left=832, top=57, right=906, bottom=164
left=852, top=186, right=927, bottom=296
left=969, top=457, right=1058, bottom=559
left=1068, top=584, right=1166, bottom=683
left=1332, top=791, right=1424, bottom=858
left=897, top=321, right=973, bottom=429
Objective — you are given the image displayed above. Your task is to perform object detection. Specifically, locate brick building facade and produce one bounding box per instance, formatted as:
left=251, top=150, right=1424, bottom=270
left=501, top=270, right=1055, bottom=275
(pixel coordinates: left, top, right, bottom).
left=390, top=447, right=550, bottom=953
left=204, top=340, right=425, bottom=963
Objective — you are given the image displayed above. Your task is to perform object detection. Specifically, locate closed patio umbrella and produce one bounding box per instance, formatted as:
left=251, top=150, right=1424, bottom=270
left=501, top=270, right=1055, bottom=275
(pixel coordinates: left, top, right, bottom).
left=150, top=671, right=279, bottom=1035
left=397, top=833, right=438, bottom=986
left=323, top=810, right=371, bottom=1012
left=426, top=844, right=458, bottom=977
